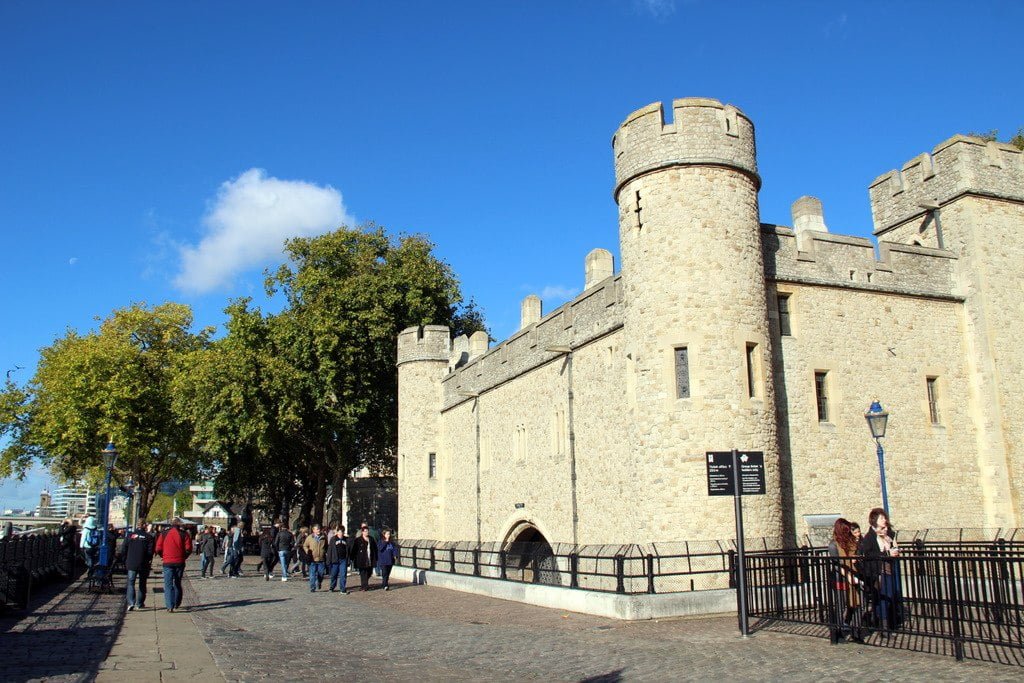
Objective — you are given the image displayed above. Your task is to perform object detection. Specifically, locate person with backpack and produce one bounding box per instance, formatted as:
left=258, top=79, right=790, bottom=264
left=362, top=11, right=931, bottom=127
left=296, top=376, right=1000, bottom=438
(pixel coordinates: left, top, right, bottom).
left=274, top=521, right=294, bottom=581
left=155, top=519, right=192, bottom=612
left=80, top=515, right=99, bottom=578
left=119, top=520, right=154, bottom=611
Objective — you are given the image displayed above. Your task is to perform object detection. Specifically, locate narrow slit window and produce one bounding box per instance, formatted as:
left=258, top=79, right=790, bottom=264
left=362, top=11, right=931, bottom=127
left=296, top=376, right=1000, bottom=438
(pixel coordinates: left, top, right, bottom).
left=814, top=372, right=829, bottom=422
left=428, top=452, right=437, bottom=479
left=777, top=294, right=792, bottom=336
left=745, top=343, right=758, bottom=398
left=927, top=377, right=941, bottom=424
left=674, top=346, right=690, bottom=399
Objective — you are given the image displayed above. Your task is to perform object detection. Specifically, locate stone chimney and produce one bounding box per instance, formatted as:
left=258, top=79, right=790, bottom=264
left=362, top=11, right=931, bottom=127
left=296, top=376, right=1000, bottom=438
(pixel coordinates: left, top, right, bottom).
left=469, top=330, right=489, bottom=359
left=791, top=196, right=829, bottom=242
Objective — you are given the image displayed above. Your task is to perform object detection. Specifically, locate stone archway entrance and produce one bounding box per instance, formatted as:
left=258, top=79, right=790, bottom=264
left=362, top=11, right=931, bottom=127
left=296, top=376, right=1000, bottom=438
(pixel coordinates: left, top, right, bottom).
left=503, top=524, right=561, bottom=585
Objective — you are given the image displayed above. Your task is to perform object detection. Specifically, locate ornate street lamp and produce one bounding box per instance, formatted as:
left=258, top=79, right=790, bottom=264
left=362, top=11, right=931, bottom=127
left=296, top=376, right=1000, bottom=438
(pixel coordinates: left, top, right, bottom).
left=864, top=401, right=890, bottom=515
left=97, top=441, right=119, bottom=573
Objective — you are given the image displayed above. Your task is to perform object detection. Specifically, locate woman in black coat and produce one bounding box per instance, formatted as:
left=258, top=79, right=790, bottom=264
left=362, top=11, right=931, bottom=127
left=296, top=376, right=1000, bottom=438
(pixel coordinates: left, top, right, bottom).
left=857, top=507, right=903, bottom=630
left=350, top=526, right=379, bottom=591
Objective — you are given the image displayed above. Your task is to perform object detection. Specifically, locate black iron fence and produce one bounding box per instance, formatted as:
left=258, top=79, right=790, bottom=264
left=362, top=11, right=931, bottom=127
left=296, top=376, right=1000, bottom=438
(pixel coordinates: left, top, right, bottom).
left=395, top=538, right=787, bottom=594
left=0, top=531, right=78, bottom=611
left=744, top=544, right=1024, bottom=662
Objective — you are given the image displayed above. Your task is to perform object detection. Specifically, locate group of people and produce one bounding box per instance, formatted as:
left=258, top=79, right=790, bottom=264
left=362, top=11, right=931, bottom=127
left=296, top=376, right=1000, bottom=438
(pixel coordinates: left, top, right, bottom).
left=827, top=506, right=904, bottom=643
left=112, top=517, right=401, bottom=612
left=247, top=521, right=399, bottom=594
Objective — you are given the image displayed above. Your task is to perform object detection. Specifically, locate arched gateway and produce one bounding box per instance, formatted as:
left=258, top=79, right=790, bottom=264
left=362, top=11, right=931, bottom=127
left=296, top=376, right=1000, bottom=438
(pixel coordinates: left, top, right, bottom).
left=502, top=522, right=561, bottom=585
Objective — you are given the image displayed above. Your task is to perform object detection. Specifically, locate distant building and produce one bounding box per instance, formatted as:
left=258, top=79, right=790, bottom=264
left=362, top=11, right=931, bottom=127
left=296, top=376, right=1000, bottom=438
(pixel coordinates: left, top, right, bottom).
left=36, top=489, right=53, bottom=517
left=51, top=481, right=95, bottom=518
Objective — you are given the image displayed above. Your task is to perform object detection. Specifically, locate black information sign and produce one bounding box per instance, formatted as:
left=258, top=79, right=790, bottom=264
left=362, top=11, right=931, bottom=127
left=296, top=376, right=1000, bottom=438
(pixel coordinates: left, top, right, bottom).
left=706, top=450, right=766, bottom=497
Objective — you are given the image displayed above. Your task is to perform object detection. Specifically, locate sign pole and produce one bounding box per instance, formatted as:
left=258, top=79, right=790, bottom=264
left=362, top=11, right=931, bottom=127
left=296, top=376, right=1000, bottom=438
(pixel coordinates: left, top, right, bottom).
left=732, top=448, right=750, bottom=637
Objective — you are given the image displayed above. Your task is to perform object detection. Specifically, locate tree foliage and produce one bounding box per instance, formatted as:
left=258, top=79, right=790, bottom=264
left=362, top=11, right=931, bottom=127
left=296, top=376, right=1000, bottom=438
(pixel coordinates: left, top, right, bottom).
left=968, top=128, right=1024, bottom=150
left=0, top=303, right=213, bottom=518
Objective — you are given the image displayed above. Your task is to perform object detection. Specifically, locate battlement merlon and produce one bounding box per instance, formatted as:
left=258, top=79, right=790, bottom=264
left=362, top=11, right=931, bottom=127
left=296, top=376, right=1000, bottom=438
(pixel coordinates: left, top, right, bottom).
left=396, top=325, right=451, bottom=366
left=612, top=97, right=759, bottom=201
left=869, top=135, right=1024, bottom=234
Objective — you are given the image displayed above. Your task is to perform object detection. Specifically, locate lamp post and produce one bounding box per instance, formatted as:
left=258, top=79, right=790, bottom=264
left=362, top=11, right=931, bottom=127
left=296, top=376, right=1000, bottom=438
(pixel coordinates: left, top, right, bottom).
left=864, top=401, right=890, bottom=515
left=98, top=441, right=119, bottom=572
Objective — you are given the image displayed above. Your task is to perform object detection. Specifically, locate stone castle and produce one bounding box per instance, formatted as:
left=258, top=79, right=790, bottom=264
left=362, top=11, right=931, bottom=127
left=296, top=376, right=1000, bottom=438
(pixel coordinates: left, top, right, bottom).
left=397, top=97, right=1024, bottom=548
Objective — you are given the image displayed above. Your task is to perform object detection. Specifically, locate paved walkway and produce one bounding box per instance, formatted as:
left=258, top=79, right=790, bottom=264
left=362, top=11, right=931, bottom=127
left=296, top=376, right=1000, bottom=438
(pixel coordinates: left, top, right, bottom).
left=183, top=558, right=1020, bottom=682
left=3, top=557, right=1021, bottom=682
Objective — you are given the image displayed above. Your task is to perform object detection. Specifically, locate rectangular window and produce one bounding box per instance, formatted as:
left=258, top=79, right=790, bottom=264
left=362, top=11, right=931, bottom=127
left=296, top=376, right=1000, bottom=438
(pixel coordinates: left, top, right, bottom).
left=777, top=294, right=792, bottom=336
left=428, top=452, right=437, bottom=479
left=745, top=343, right=758, bottom=398
left=814, top=372, right=829, bottom=422
left=674, top=346, right=690, bottom=399
left=927, top=377, right=941, bottom=424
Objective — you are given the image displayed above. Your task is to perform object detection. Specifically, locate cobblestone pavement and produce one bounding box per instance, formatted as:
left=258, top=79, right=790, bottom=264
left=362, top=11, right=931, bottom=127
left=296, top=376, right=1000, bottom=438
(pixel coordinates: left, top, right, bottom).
left=0, top=575, right=123, bottom=683
left=185, top=558, right=1021, bottom=682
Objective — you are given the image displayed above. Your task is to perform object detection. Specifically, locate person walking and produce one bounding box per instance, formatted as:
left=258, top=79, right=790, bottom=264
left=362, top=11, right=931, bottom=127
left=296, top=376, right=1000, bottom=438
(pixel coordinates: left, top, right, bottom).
left=377, top=529, right=398, bottom=592
left=230, top=523, right=245, bottom=577
left=275, top=521, right=294, bottom=582
left=259, top=527, right=277, bottom=581
left=80, top=515, right=99, bottom=578
left=155, top=519, right=193, bottom=612
left=221, top=525, right=236, bottom=576
left=326, top=526, right=351, bottom=593
left=303, top=524, right=327, bottom=592
left=119, top=520, right=154, bottom=611
left=294, top=527, right=311, bottom=577
left=351, top=526, right=379, bottom=591
left=197, top=526, right=217, bottom=578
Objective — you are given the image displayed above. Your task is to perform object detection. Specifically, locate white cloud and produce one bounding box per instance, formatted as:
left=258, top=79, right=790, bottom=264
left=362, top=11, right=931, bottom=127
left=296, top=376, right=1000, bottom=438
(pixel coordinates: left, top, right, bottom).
left=68, top=257, right=78, bottom=266
left=634, top=0, right=676, bottom=19
left=539, top=284, right=580, bottom=302
left=0, top=464, right=54, bottom=512
left=174, top=169, right=353, bottom=294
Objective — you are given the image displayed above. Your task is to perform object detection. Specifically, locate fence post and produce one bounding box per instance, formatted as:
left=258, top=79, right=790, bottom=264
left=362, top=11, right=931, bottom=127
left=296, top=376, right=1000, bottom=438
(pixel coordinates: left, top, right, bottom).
left=945, top=558, right=965, bottom=661
left=569, top=553, right=579, bottom=588
left=473, top=548, right=480, bottom=576
left=615, top=554, right=625, bottom=593
left=499, top=550, right=507, bottom=580
left=411, top=546, right=417, bottom=568
left=450, top=547, right=456, bottom=573
left=429, top=546, right=436, bottom=572
left=531, top=552, right=540, bottom=583
left=727, top=549, right=736, bottom=588
left=646, top=554, right=656, bottom=594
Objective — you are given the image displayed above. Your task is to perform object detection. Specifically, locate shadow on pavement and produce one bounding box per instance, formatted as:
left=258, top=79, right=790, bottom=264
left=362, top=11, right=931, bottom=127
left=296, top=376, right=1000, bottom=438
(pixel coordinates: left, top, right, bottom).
left=0, top=577, right=125, bottom=681
left=186, top=597, right=289, bottom=612
left=580, top=669, right=625, bottom=682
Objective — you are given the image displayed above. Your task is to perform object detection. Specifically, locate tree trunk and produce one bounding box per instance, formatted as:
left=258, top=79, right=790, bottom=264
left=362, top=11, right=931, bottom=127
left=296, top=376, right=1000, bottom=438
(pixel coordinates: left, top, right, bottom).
left=312, top=460, right=327, bottom=527
left=330, top=464, right=351, bottom=528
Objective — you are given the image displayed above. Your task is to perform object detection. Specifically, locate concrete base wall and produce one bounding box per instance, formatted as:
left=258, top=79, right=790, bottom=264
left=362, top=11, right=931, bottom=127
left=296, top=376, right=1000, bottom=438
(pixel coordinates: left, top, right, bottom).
left=391, top=565, right=736, bottom=620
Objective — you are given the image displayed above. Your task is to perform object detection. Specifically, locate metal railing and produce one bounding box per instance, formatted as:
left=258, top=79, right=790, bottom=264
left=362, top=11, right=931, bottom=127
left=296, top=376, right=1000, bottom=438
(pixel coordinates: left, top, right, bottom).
left=395, top=538, right=785, bottom=594
left=0, top=531, right=78, bottom=611
left=744, top=545, right=1024, bottom=662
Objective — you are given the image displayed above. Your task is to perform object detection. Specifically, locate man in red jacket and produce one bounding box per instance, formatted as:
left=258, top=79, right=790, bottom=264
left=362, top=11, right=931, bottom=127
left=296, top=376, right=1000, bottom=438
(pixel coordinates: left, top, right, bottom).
left=155, top=519, right=193, bottom=612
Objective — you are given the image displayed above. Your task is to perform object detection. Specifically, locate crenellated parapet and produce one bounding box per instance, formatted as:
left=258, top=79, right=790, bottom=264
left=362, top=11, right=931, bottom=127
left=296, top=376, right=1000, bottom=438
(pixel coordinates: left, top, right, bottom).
left=612, top=97, right=759, bottom=201
left=762, top=224, right=958, bottom=300
left=869, top=136, right=1024, bottom=234
left=396, top=325, right=451, bottom=366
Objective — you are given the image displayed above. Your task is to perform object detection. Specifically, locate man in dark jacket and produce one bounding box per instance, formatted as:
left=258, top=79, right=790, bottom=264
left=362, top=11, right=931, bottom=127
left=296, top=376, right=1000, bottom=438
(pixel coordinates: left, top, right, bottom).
left=198, top=526, right=217, bottom=578
left=274, top=522, right=294, bottom=582
left=155, top=519, right=193, bottom=612
left=119, top=521, right=154, bottom=611
left=326, top=526, right=351, bottom=593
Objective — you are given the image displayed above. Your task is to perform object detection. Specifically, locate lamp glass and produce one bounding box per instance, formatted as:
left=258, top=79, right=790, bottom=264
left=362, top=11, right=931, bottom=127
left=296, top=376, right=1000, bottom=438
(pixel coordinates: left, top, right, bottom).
left=865, top=402, right=889, bottom=439
left=102, top=442, right=118, bottom=470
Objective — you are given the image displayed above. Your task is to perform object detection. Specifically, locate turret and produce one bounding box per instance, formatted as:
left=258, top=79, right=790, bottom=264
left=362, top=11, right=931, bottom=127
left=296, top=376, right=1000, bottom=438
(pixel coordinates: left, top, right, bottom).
left=612, top=98, right=782, bottom=540
left=396, top=325, right=451, bottom=537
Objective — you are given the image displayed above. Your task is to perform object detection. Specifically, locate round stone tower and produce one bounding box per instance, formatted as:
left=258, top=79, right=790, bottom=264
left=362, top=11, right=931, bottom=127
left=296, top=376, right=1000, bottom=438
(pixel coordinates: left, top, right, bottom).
left=612, top=98, right=783, bottom=541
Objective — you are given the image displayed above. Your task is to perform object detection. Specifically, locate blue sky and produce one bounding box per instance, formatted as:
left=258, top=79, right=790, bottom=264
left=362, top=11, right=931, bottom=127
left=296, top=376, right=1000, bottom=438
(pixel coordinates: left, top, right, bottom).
left=2, top=1, right=1021, bottom=509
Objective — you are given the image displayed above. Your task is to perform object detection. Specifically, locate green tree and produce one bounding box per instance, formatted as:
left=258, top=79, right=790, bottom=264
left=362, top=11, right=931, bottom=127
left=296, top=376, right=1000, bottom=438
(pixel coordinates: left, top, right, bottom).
left=0, top=303, right=214, bottom=519
left=968, top=128, right=1024, bottom=150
